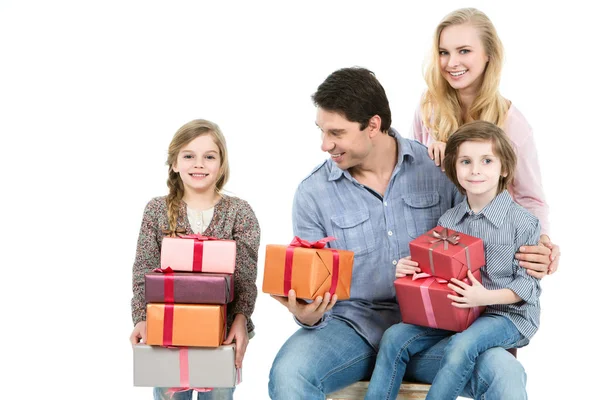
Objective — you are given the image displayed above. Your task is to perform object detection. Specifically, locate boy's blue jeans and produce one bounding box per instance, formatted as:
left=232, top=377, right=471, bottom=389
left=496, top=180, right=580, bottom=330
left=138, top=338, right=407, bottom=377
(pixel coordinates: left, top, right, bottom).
left=366, top=314, right=524, bottom=400
left=427, top=314, right=524, bottom=400
left=269, top=317, right=527, bottom=400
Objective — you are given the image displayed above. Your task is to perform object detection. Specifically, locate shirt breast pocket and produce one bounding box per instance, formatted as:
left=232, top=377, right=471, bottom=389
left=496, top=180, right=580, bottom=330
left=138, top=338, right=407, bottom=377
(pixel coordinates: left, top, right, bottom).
left=484, top=243, right=515, bottom=279
left=331, top=210, right=375, bottom=256
left=402, top=192, right=442, bottom=239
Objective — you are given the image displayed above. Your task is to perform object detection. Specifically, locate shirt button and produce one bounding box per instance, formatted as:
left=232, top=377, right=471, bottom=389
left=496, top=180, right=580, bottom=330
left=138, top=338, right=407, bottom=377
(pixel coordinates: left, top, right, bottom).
left=392, top=260, right=398, bottom=265
left=384, top=201, right=388, bottom=206
left=388, top=231, right=393, bottom=236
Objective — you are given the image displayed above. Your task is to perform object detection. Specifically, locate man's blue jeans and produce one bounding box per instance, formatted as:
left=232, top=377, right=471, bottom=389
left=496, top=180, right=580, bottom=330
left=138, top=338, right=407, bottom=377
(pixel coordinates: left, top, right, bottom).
left=269, top=318, right=527, bottom=400
left=153, top=388, right=234, bottom=400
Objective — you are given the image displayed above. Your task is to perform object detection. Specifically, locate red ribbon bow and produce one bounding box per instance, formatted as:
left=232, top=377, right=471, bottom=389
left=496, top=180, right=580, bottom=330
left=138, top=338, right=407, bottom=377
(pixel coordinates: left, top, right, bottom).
left=284, top=236, right=339, bottom=296
left=428, top=228, right=460, bottom=250
left=289, top=236, right=336, bottom=249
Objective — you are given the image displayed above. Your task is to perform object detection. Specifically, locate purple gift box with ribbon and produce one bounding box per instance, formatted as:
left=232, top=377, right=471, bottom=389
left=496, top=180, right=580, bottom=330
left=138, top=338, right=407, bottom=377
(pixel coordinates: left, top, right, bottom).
left=409, top=226, right=485, bottom=281
left=145, top=268, right=234, bottom=305
left=394, top=271, right=485, bottom=332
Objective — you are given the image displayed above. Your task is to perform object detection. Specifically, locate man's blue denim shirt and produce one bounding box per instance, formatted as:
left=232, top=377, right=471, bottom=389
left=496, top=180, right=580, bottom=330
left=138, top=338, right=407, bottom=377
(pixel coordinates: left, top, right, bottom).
left=292, top=128, right=463, bottom=349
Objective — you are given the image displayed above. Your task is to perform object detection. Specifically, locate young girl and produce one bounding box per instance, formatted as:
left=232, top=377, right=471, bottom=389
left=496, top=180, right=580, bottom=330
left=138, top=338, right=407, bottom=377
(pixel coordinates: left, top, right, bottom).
left=366, top=121, right=541, bottom=400
left=412, top=7, right=560, bottom=274
left=129, top=119, right=261, bottom=400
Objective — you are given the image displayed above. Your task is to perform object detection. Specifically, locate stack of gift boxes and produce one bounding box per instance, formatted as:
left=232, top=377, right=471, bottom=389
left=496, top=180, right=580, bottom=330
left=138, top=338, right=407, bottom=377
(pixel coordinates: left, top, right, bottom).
left=395, top=226, right=486, bottom=332
left=133, top=234, right=242, bottom=389
left=262, top=236, right=355, bottom=302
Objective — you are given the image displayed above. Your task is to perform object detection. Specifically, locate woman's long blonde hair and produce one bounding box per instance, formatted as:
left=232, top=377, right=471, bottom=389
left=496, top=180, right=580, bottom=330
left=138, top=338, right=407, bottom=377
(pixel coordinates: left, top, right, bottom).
left=421, top=8, right=508, bottom=142
left=165, top=119, right=230, bottom=232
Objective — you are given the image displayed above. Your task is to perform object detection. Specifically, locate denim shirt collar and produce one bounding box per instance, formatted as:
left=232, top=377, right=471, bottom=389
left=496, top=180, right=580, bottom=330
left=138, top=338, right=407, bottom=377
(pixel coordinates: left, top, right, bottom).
left=327, top=127, right=415, bottom=182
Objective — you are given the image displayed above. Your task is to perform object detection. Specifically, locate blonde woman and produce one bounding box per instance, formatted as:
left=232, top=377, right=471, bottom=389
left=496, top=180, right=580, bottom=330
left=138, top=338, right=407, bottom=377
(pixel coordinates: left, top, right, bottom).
left=412, top=8, right=560, bottom=275
left=129, top=119, right=260, bottom=400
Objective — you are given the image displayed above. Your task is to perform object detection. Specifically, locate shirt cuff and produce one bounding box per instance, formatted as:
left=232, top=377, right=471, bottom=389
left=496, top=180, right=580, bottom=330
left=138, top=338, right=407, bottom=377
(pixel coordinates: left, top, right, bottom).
left=506, top=276, right=538, bottom=304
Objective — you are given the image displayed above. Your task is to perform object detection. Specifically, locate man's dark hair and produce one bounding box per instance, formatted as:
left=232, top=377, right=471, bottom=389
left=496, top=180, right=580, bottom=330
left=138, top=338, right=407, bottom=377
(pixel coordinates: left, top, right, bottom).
left=312, top=67, right=392, bottom=132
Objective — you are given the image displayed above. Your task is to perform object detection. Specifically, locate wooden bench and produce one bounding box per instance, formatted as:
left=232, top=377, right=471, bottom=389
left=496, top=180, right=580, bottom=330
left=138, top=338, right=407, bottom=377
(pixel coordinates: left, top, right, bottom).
left=327, top=381, right=431, bottom=400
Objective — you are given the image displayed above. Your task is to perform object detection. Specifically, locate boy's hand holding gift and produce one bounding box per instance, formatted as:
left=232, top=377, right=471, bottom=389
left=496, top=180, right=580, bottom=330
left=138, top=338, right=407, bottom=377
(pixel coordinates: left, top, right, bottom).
left=448, top=269, right=525, bottom=308
left=447, top=270, right=490, bottom=308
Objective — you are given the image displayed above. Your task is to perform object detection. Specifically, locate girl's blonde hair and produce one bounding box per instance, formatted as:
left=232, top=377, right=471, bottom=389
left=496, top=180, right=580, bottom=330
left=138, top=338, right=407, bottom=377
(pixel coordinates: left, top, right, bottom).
left=421, top=8, right=508, bottom=142
left=165, top=119, right=230, bottom=232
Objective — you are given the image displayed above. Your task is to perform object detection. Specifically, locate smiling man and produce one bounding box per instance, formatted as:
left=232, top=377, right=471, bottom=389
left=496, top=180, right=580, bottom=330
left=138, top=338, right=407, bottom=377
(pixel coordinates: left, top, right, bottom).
left=267, top=67, right=550, bottom=400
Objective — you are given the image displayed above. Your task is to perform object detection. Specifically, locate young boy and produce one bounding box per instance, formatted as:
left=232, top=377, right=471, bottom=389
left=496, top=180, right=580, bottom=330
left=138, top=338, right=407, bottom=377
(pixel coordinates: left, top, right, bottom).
left=366, top=121, right=542, bottom=400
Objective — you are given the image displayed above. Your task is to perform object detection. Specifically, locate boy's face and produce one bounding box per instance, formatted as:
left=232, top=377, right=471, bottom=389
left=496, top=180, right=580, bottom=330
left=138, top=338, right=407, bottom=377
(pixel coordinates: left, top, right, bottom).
left=316, top=108, right=372, bottom=171
left=455, top=140, right=506, bottom=204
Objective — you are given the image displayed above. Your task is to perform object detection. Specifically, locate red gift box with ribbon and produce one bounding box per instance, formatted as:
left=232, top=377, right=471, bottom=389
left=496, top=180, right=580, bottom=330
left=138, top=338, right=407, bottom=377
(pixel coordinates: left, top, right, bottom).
left=262, top=237, right=354, bottom=300
left=409, top=226, right=485, bottom=281
left=394, top=272, right=485, bottom=332
left=160, top=234, right=236, bottom=274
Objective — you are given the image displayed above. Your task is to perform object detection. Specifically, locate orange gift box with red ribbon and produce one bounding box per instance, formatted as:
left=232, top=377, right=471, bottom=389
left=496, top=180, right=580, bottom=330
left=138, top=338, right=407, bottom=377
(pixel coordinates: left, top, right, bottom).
left=409, top=226, right=485, bottom=281
left=146, top=303, right=226, bottom=347
left=262, top=236, right=354, bottom=300
left=394, top=271, right=485, bottom=332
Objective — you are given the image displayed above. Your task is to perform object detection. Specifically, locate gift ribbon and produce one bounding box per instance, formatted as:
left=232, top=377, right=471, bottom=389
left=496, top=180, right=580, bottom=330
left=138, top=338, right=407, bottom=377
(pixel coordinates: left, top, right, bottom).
left=426, top=228, right=472, bottom=276
left=412, top=272, right=447, bottom=329
left=178, top=234, right=220, bottom=272
left=412, top=272, right=473, bottom=330
left=161, top=303, right=226, bottom=348
left=283, top=236, right=339, bottom=296
left=153, top=267, right=175, bottom=303
left=418, top=277, right=439, bottom=328
left=165, top=347, right=213, bottom=398
left=152, top=267, right=175, bottom=345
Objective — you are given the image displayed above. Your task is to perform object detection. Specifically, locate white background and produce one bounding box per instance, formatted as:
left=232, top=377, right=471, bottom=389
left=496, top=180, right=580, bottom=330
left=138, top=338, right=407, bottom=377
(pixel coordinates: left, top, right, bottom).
left=1, top=1, right=597, bottom=399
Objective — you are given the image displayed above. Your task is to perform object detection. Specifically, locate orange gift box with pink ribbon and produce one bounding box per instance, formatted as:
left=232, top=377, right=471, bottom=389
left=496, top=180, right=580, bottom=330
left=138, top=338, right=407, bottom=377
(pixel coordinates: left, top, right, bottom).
left=394, top=272, right=485, bottom=332
left=160, top=234, right=236, bottom=274
left=262, top=236, right=354, bottom=300
left=409, top=226, right=485, bottom=281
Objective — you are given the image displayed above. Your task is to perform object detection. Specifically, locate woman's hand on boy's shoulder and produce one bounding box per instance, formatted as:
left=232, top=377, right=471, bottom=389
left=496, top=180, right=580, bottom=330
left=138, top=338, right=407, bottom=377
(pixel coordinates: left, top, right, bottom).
left=539, top=234, right=561, bottom=275
left=515, top=241, right=553, bottom=279
left=428, top=141, right=447, bottom=170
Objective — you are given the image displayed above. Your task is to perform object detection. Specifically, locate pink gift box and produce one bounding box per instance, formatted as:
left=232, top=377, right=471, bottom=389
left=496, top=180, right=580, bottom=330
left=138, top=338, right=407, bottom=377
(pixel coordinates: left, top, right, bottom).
left=161, top=235, right=236, bottom=274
